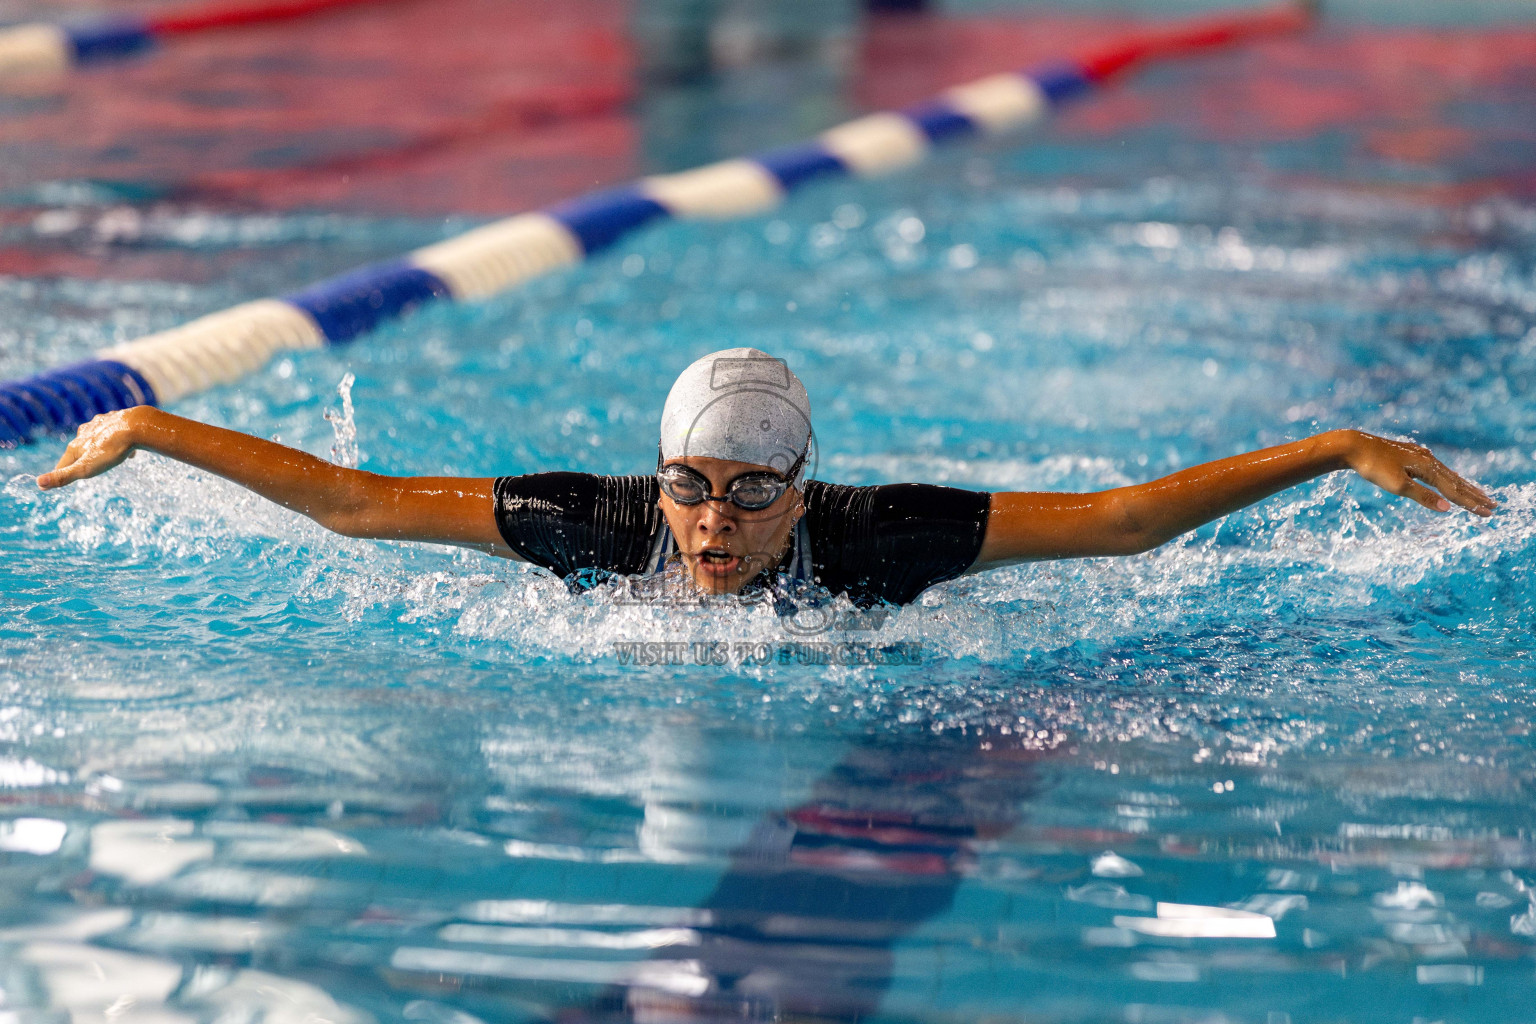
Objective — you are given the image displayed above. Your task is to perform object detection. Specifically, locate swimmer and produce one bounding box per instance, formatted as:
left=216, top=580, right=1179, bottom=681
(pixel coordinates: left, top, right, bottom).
left=36, top=347, right=1494, bottom=606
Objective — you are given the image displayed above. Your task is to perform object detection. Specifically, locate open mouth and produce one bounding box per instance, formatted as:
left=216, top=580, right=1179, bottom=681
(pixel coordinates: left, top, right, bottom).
left=696, top=548, right=742, bottom=576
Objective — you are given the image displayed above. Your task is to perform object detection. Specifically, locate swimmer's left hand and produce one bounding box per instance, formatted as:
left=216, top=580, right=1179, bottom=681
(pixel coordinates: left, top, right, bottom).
left=1339, top=430, right=1497, bottom=517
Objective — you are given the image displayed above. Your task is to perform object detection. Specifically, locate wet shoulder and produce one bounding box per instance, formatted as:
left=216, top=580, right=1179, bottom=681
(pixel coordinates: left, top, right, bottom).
left=493, top=472, right=660, bottom=578
left=801, top=479, right=991, bottom=607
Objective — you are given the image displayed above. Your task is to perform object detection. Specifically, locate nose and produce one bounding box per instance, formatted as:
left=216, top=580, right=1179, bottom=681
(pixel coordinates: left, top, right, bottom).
left=696, top=499, right=737, bottom=533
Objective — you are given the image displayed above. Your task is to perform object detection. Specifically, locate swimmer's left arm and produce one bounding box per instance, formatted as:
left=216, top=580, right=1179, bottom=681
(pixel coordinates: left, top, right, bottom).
left=972, top=429, right=1495, bottom=569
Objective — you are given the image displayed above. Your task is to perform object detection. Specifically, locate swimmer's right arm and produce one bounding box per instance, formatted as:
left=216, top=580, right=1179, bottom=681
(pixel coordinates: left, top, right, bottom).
left=36, top=407, right=520, bottom=558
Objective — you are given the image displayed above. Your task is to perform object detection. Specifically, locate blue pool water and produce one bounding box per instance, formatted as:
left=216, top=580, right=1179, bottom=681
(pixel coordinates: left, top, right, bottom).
left=2, top=6, right=1536, bottom=1021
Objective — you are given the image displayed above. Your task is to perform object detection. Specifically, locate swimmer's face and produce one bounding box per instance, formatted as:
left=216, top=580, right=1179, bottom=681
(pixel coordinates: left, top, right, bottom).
left=658, top=456, right=804, bottom=596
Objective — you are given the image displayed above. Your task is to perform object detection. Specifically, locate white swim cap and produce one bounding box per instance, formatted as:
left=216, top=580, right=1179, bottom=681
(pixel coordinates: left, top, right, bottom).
left=660, top=347, right=812, bottom=484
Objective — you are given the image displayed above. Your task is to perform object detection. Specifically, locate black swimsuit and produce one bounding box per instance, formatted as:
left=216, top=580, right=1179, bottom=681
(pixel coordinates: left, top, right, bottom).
left=492, top=473, right=991, bottom=607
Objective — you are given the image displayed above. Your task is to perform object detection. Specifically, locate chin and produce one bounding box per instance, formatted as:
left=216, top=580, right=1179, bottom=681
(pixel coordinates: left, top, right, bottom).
left=685, top=559, right=752, bottom=595
left=691, top=571, right=748, bottom=596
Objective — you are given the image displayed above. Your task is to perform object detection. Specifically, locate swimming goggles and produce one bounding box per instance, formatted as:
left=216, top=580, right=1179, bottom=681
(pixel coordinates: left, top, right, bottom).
left=656, top=444, right=808, bottom=512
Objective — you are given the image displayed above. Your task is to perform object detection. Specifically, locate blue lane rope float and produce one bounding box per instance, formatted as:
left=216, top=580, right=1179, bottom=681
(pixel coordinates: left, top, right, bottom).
left=0, top=2, right=1313, bottom=448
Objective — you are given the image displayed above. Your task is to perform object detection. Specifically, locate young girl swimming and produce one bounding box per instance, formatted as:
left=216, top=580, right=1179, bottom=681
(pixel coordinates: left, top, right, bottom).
left=37, top=347, right=1495, bottom=606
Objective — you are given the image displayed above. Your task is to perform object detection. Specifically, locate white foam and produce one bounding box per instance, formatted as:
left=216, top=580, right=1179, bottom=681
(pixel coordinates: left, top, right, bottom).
left=20, top=941, right=184, bottom=1015
left=1114, top=903, right=1276, bottom=939
left=0, top=816, right=66, bottom=854
left=90, top=819, right=214, bottom=885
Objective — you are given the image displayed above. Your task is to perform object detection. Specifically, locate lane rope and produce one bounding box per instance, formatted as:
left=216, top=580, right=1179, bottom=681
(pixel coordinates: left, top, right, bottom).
left=0, top=0, right=401, bottom=78
left=0, top=2, right=1313, bottom=448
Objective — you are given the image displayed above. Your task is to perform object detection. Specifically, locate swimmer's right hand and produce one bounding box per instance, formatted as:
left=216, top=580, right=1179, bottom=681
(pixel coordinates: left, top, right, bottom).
left=37, top=407, right=146, bottom=490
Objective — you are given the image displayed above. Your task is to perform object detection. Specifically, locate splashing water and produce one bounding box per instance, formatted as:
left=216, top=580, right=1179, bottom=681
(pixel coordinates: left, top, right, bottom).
left=324, top=372, right=359, bottom=469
